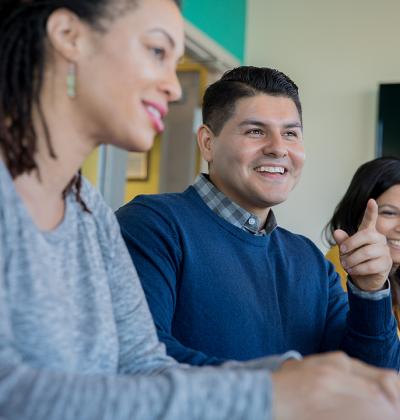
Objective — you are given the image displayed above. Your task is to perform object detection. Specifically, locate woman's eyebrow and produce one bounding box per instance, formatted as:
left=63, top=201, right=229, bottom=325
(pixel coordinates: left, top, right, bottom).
left=148, top=28, right=175, bottom=48
left=379, top=204, right=400, bottom=210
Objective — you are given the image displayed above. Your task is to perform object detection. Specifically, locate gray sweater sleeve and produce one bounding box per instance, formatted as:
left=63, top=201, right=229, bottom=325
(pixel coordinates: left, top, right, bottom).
left=0, top=364, right=273, bottom=419
left=0, top=199, right=274, bottom=420
left=105, top=214, right=178, bottom=375
left=0, top=266, right=274, bottom=419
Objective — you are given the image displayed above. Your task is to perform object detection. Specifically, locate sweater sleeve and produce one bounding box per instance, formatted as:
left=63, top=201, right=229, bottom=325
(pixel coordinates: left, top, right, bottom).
left=321, top=258, right=400, bottom=369
left=116, top=199, right=225, bottom=366
left=106, top=210, right=178, bottom=374
left=0, top=202, right=273, bottom=420
left=342, top=282, right=400, bottom=369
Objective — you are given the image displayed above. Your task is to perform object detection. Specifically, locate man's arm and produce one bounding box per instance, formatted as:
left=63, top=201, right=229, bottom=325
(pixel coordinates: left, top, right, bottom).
left=116, top=200, right=225, bottom=366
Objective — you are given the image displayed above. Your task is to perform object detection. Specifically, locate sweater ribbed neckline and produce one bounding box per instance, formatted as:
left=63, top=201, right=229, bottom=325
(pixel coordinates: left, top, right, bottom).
left=185, top=186, right=275, bottom=247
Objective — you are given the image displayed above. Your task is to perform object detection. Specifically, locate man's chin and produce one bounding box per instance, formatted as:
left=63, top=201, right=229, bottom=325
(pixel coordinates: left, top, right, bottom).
left=259, top=193, right=289, bottom=208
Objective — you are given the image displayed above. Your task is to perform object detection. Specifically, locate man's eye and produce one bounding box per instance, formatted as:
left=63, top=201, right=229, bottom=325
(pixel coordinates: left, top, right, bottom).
left=247, top=129, right=263, bottom=136
left=284, top=131, right=298, bottom=138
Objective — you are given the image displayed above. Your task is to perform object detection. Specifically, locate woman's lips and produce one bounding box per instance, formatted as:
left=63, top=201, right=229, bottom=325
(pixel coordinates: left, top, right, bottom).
left=143, top=101, right=167, bottom=134
left=388, top=239, right=400, bottom=250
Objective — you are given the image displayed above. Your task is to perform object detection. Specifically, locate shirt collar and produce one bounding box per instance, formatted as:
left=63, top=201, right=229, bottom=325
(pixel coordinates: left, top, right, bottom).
left=192, top=173, right=277, bottom=235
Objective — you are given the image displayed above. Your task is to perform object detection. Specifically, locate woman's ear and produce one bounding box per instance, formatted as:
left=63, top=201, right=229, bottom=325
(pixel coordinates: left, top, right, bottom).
left=46, top=8, right=85, bottom=62
left=197, top=124, right=215, bottom=163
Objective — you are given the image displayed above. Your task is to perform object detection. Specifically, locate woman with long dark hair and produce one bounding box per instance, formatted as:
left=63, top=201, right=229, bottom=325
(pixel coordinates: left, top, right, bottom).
left=325, top=157, right=400, bottom=325
left=0, top=0, right=278, bottom=418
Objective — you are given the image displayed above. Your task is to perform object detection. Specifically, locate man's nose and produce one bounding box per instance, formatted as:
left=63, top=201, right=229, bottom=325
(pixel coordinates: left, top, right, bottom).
left=262, top=132, right=288, bottom=158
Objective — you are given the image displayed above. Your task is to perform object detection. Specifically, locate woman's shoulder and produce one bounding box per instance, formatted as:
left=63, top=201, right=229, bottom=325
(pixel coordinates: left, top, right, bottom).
left=0, top=160, right=18, bottom=223
left=79, top=176, right=112, bottom=217
left=0, top=161, right=6, bottom=224
left=0, top=159, right=13, bottom=201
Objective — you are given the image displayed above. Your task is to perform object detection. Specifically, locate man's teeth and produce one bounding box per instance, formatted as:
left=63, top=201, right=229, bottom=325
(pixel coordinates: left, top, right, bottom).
left=256, top=166, right=285, bottom=174
left=147, top=105, right=161, bottom=120
left=388, top=239, right=400, bottom=247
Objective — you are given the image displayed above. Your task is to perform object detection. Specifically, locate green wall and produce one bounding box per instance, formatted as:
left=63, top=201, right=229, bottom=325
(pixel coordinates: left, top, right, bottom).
left=182, top=0, right=246, bottom=62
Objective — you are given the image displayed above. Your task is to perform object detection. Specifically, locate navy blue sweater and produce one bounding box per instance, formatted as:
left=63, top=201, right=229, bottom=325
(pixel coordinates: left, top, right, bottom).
left=116, top=187, right=400, bottom=368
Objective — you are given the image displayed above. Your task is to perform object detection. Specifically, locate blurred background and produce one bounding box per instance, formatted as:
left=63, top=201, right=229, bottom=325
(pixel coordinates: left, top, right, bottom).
left=82, top=0, right=400, bottom=251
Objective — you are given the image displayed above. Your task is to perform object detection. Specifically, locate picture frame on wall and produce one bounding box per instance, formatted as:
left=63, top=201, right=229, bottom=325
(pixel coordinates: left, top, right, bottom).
left=126, top=151, right=150, bottom=181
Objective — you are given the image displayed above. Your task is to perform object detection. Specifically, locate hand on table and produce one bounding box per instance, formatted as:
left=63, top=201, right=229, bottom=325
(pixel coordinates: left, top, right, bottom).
left=271, top=352, right=400, bottom=420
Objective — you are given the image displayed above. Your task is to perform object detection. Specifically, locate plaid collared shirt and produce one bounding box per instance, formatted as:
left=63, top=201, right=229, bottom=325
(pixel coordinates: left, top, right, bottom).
left=192, top=174, right=277, bottom=236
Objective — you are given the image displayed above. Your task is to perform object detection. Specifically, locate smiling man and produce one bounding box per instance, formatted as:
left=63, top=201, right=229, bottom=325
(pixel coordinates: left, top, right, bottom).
left=116, top=66, right=400, bottom=369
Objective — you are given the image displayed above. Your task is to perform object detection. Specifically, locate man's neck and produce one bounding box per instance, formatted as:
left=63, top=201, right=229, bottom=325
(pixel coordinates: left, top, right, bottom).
left=207, top=173, right=271, bottom=229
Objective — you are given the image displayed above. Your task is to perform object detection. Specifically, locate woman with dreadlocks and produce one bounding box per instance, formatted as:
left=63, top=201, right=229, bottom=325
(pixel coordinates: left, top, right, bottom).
left=2, top=1, right=400, bottom=420
left=0, top=0, right=279, bottom=418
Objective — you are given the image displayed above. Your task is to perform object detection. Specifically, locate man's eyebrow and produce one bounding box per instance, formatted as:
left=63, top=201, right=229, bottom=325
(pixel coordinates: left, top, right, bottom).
left=238, top=120, right=267, bottom=128
left=148, top=28, right=175, bottom=48
left=238, top=119, right=302, bottom=129
left=283, top=122, right=303, bottom=129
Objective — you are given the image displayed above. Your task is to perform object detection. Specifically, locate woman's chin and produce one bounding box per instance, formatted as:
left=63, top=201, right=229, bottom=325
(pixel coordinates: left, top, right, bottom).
left=117, top=131, right=156, bottom=153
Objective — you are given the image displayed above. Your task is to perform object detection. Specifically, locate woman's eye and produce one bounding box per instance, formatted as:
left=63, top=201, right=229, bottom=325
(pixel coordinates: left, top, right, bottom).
left=380, top=210, right=398, bottom=217
left=150, top=47, right=166, bottom=60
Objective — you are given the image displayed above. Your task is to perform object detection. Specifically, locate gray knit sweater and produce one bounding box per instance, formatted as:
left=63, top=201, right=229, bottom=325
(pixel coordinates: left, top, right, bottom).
left=0, top=161, right=278, bottom=420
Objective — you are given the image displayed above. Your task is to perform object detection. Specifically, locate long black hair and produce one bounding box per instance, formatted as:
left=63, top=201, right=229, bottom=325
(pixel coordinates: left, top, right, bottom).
left=324, top=156, right=400, bottom=324
left=0, top=0, right=179, bottom=209
left=324, top=156, right=400, bottom=246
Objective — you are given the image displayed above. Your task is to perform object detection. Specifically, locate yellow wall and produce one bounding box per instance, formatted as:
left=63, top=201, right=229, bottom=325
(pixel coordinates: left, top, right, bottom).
left=81, top=147, right=99, bottom=186
left=81, top=140, right=161, bottom=203
left=177, top=59, right=209, bottom=173
left=124, top=136, right=161, bottom=202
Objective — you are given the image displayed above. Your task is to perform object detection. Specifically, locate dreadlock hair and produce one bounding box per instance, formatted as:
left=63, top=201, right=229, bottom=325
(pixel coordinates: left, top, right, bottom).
left=202, top=66, right=302, bottom=136
left=0, top=0, right=180, bottom=211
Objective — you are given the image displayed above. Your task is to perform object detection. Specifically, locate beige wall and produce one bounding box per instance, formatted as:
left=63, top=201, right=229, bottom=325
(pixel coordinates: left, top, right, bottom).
left=246, top=0, right=400, bottom=250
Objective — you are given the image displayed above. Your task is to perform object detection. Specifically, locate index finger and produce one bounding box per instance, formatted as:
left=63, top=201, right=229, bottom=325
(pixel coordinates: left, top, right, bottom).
left=358, top=199, right=378, bottom=231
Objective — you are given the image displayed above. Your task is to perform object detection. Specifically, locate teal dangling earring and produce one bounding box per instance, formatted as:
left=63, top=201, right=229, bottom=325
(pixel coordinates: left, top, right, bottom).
left=67, top=62, right=76, bottom=98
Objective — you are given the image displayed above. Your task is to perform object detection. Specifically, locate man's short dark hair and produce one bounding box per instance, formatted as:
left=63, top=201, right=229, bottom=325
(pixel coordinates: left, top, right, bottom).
left=202, top=66, right=302, bottom=135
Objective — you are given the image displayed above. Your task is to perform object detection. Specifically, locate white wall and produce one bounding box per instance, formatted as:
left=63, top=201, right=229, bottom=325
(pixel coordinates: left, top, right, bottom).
left=246, top=0, right=400, bottom=251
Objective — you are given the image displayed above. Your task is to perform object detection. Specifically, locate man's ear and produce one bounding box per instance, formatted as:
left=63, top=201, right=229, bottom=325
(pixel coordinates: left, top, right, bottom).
left=46, top=8, right=86, bottom=62
left=197, top=124, right=215, bottom=163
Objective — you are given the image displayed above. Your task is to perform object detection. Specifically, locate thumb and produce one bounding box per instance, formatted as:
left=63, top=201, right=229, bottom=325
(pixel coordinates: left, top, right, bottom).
left=333, top=229, right=349, bottom=247
left=358, top=199, right=378, bottom=231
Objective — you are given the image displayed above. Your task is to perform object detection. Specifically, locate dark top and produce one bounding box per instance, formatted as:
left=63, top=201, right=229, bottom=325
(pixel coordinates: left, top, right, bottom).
left=116, top=187, right=400, bottom=369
